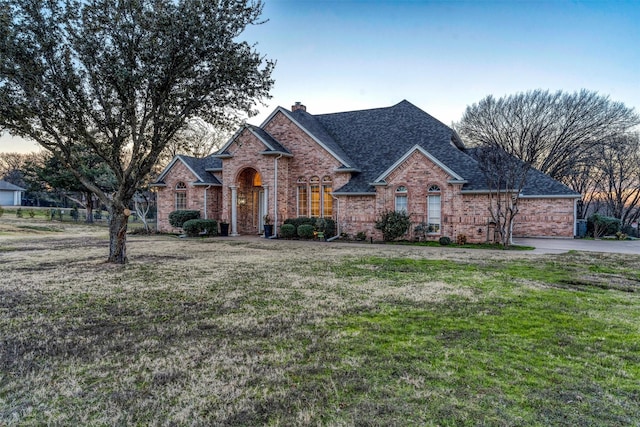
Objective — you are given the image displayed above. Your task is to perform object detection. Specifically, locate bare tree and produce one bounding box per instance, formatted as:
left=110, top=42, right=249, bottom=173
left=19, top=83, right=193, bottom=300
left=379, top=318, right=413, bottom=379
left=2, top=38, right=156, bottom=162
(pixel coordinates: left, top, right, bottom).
left=133, top=191, right=154, bottom=233
left=457, top=89, right=640, bottom=182
left=0, top=151, right=40, bottom=185
left=164, top=118, right=231, bottom=160
left=562, top=162, right=602, bottom=220
left=594, top=133, right=640, bottom=227
left=471, top=145, right=531, bottom=248
left=0, top=0, right=274, bottom=263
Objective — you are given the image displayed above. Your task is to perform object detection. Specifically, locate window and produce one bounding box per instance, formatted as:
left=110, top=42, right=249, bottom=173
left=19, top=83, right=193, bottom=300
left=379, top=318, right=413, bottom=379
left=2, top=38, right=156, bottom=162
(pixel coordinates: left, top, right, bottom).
left=322, top=176, right=333, bottom=217
left=310, top=176, right=320, bottom=217
left=175, top=181, right=187, bottom=210
left=297, top=177, right=308, bottom=216
left=427, top=185, right=441, bottom=233
left=298, top=175, right=333, bottom=218
left=395, top=186, right=408, bottom=212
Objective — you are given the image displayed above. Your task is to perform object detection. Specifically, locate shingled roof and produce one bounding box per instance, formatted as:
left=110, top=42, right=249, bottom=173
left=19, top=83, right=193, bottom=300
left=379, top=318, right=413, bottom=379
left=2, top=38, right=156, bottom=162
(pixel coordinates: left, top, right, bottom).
left=153, top=155, right=222, bottom=186
left=154, top=100, right=579, bottom=198
left=288, top=100, right=579, bottom=197
left=0, top=180, right=25, bottom=191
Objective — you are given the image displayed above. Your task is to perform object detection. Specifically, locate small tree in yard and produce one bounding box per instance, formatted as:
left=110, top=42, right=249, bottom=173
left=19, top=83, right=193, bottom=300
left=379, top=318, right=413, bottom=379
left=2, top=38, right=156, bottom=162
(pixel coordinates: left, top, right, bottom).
left=0, top=0, right=274, bottom=263
left=375, top=210, right=411, bottom=242
left=133, top=191, right=154, bottom=234
left=472, top=145, right=531, bottom=248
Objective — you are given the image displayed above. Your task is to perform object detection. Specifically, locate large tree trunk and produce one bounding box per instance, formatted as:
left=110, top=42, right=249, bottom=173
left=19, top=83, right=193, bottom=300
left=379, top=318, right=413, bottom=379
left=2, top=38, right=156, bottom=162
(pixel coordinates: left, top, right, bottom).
left=85, top=191, right=94, bottom=223
left=108, top=205, right=130, bottom=264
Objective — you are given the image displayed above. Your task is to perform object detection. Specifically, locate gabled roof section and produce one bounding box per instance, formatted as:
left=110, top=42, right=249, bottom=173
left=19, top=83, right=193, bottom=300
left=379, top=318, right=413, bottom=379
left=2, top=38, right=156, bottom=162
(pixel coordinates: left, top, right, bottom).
left=0, top=180, right=25, bottom=191
left=216, top=124, right=291, bottom=157
left=314, top=100, right=483, bottom=193
left=261, top=107, right=356, bottom=168
left=153, top=155, right=222, bottom=186
left=373, top=145, right=465, bottom=183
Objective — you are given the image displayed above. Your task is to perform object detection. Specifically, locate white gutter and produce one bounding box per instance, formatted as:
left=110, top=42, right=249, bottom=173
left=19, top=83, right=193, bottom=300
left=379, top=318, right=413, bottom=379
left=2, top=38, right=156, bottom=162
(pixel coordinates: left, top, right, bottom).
left=203, top=185, right=211, bottom=219
left=327, top=193, right=341, bottom=241
left=574, top=198, right=578, bottom=237
left=270, top=154, right=283, bottom=238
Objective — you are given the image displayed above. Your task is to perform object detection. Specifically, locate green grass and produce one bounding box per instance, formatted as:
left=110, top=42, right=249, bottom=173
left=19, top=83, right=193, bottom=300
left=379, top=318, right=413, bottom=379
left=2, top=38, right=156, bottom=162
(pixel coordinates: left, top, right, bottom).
left=0, top=227, right=639, bottom=425
left=395, top=240, right=535, bottom=250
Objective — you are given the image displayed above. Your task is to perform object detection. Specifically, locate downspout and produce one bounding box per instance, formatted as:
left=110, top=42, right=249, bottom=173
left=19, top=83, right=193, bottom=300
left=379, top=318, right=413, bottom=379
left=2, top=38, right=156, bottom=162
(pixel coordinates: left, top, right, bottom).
left=573, top=198, right=578, bottom=237
left=327, top=193, right=341, bottom=241
left=203, top=185, right=211, bottom=219
left=270, top=154, right=283, bottom=238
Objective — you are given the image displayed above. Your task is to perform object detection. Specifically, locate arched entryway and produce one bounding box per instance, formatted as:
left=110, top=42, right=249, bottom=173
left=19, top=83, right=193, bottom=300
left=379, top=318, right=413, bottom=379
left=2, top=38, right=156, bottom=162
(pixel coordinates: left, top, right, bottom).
left=236, top=168, right=265, bottom=235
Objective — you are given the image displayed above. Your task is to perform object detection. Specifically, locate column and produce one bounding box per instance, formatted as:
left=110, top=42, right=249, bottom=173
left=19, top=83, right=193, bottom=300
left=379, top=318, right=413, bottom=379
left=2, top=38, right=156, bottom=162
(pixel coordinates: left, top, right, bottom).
left=262, top=185, right=269, bottom=230
left=230, top=185, right=238, bottom=236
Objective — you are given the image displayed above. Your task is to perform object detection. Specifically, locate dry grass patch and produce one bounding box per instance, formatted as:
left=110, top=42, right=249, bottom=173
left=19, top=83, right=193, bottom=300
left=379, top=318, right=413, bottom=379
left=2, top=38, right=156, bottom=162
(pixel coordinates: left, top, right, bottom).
left=1, top=220, right=639, bottom=425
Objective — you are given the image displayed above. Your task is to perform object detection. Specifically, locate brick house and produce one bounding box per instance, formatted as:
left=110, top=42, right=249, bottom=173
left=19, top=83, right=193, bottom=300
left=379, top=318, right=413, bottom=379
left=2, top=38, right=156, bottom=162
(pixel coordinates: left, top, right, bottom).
left=152, top=100, right=580, bottom=242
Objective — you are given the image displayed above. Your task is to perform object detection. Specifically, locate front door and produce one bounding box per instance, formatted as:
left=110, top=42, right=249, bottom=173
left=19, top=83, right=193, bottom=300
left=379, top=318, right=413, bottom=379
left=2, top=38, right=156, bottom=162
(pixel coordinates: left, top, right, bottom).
left=236, top=168, right=262, bottom=235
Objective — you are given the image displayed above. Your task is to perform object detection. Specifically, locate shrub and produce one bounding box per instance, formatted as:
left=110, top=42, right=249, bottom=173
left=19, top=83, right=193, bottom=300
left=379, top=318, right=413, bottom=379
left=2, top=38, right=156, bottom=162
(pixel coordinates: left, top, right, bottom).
left=280, top=223, right=296, bottom=239
left=169, top=210, right=200, bottom=228
left=439, top=236, right=452, bottom=246
left=284, top=216, right=336, bottom=237
left=28, top=209, right=36, bottom=218
left=375, top=210, right=411, bottom=241
left=356, top=231, right=367, bottom=241
left=587, top=214, right=620, bottom=238
left=456, top=234, right=467, bottom=245
left=0, top=206, right=4, bottom=218
left=182, top=219, right=218, bottom=237
left=297, top=224, right=315, bottom=239
left=16, top=208, right=23, bottom=218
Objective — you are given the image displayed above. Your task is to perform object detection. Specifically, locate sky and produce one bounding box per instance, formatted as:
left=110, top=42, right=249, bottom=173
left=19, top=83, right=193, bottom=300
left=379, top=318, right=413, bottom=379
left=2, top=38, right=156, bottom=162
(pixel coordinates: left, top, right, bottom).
left=1, top=0, right=639, bottom=153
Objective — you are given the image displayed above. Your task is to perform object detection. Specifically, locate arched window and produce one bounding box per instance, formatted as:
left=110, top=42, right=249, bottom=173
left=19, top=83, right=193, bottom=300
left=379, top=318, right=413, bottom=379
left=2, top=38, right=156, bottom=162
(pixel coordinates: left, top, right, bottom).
left=427, top=184, right=441, bottom=233
left=297, top=177, right=308, bottom=216
left=309, top=176, right=321, bottom=217
left=175, top=181, right=187, bottom=210
left=395, top=186, right=408, bottom=213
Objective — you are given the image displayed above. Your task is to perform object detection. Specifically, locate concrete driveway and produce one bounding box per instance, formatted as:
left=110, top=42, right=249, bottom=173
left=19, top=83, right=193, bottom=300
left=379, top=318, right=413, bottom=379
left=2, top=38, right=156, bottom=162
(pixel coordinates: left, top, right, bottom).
left=513, top=238, right=640, bottom=255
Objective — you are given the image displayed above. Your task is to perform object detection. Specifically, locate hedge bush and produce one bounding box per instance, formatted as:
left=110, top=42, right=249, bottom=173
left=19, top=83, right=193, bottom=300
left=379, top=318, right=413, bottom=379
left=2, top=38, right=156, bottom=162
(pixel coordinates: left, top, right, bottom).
left=169, top=210, right=200, bottom=228
left=280, top=223, right=296, bottom=239
left=439, top=236, right=452, bottom=246
left=375, top=210, right=411, bottom=241
left=283, top=216, right=336, bottom=237
left=587, top=214, right=620, bottom=238
left=182, top=219, right=218, bottom=237
left=297, top=224, right=315, bottom=239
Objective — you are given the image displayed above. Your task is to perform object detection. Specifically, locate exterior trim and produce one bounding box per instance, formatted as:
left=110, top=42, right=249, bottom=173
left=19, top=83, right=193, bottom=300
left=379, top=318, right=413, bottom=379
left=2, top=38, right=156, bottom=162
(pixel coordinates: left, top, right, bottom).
left=520, top=194, right=582, bottom=199
left=192, top=182, right=222, bottom=187
left=259, top=150, right=294, bottom=157
left=332, top=192, right=377, bottom=196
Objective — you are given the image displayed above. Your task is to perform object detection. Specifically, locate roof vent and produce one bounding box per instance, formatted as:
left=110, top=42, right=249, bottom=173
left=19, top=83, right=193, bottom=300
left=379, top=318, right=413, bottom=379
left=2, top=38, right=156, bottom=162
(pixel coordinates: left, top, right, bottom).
left=291, top=101, right=306, bottom=112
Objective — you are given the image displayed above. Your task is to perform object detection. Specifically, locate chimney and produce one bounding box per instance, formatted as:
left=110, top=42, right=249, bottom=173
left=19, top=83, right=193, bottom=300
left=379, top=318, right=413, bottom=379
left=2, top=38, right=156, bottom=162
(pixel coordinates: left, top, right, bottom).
left=291, top=101, right=306, bottom=112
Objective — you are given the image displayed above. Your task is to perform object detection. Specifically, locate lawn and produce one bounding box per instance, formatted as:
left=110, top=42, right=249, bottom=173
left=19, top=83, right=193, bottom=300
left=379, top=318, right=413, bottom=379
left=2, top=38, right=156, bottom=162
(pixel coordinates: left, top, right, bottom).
left=1, top=218, right=639, bottom=426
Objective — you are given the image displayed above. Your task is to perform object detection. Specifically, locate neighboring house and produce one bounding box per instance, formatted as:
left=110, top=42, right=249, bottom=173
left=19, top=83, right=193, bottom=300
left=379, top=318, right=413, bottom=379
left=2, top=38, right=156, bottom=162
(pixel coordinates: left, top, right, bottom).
left=0, top=180, right=25, bottom=206
left=153, top=100, right=580, bottom=242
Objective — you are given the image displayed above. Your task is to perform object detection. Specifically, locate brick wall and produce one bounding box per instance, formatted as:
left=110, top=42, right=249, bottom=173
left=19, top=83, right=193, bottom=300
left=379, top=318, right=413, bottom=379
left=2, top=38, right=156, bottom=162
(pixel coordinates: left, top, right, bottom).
left=156, top=160, right=221, bottom=233
left=157, top=112, right=576, bottom=241
left=263, top=112, right=349, bottom=221
left=514, top=197, right=576, bottom=238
